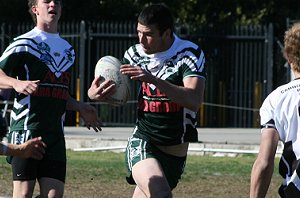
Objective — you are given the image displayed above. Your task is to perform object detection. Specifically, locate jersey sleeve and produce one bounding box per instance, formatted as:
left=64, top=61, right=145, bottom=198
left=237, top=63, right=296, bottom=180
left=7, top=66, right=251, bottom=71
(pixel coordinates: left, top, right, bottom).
left=0, top=41, right=27, bottom=76
left=181, top=46, right=206, bottom=80
left=260, top=92, right=276, bottom=128
left=123, top=45, right=138, bottom=66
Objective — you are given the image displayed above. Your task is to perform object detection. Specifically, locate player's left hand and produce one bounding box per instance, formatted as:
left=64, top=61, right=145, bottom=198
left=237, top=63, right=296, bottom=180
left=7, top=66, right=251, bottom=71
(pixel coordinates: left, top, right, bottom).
left=120, top=64, right=155, bottom=83
left=79, top=103, right=102, bottom=132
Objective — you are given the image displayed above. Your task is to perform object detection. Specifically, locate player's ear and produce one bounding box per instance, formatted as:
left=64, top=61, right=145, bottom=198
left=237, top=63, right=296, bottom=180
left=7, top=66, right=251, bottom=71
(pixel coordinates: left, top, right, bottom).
left=32, top=5, right=38, bottom=15
left=162, top=28, right=172, bottom=39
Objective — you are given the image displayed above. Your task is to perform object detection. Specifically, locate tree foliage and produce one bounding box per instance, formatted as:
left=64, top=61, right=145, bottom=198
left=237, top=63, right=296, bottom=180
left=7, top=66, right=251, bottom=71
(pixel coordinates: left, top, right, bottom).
left=0, top=0, right=299, bottom=37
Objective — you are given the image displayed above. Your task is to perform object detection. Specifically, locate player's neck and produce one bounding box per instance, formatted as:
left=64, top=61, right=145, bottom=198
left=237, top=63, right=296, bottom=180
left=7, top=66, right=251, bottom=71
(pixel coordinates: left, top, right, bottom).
left=36, top=22, right=58, bottom=34
left=293, top=72, right=300, bottom=80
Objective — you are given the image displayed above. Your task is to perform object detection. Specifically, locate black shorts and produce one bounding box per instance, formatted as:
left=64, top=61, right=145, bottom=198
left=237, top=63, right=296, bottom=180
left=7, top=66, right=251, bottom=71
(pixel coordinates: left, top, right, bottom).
left=11, top=157, right=66, bottom=183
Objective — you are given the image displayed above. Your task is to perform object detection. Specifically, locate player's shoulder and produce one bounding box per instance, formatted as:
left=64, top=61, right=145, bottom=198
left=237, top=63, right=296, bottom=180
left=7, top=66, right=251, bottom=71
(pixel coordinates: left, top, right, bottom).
left=265, top=80, right=300, bottom=104
left=275, top=80, right=300, bottom=94
left=174, top=34, right=200, bottom=49
left=172, top=35, right=204, bottom=60
left=126, top=43, right=142, bottom=53
left=14, top=28, right=39, bottom=41
left=1, top=29, right=36, bottom=56
left=124, top=44, right=145, bottom=60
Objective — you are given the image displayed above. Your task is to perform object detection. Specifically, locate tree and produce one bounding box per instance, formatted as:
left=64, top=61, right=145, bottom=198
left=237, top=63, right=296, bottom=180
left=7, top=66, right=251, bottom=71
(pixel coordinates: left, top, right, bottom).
left=0, top=0, right=300, bottom=38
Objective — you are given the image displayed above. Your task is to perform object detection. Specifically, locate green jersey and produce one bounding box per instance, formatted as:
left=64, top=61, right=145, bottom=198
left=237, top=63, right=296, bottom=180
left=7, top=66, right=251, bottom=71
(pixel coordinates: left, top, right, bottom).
left=123, top=34, right=206, bottom=145
left=0, top=27, right=75, bottom=133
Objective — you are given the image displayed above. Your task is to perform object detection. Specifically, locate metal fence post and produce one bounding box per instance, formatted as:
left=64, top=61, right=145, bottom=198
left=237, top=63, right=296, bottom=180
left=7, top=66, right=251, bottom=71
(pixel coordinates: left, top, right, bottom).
left=79, top=20, right=86, bottom=103
left=77, top=20, right=86, bottom=126
left=266, top=23, right=274, bottom=95
left=0, top=23, right=5, bottom=53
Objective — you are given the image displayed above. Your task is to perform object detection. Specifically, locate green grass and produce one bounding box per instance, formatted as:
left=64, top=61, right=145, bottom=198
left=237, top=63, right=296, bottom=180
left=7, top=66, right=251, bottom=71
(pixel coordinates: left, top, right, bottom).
left=0, top=151, right=281, bottom=198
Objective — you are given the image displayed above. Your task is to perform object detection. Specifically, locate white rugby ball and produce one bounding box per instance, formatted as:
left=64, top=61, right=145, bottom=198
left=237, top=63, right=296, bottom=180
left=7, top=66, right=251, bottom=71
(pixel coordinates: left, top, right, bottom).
left=94, top=55, right=130, bottom=106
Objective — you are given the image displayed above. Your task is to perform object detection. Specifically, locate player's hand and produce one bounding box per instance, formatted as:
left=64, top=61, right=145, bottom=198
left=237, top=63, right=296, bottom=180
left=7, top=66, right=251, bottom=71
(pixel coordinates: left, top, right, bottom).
left=87, top=76, right=116, bottom=101
left=20, top=137, right=46, bottom=160
left=79, top=103, right=102, bottom=132
left=120, top=64, right=155, bottom=83
left=13, top=79, right=40, bottom=95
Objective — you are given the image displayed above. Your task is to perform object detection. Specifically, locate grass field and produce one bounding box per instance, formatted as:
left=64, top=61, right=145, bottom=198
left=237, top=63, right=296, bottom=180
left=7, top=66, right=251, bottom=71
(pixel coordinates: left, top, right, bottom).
left=0, top=151, right=281, bottom=198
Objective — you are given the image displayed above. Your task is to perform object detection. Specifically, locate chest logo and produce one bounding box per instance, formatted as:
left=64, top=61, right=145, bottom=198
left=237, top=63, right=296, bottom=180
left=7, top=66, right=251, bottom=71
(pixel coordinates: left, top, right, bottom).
left=37, top=42, right=74, bottom=78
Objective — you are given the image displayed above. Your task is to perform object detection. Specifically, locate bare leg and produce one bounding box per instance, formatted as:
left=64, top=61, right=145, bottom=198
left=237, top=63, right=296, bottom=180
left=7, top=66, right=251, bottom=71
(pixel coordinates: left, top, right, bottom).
left=132, top=158, right=172, bottom=198
left=132, top=186, right=147, bottom=198
left=13, top=180, right=36, bottom=198
left=38, top=177, right=64, bottom=198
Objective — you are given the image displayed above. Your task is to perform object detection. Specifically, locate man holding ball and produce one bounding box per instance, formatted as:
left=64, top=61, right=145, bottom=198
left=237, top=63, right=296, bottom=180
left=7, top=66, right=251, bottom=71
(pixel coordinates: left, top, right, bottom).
left=88, top=3, right=206, bottom=197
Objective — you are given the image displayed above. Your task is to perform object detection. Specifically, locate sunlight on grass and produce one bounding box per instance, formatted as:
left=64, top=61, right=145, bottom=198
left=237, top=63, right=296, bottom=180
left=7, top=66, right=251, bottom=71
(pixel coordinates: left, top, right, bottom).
left=0, top=151, right=282, bottom=198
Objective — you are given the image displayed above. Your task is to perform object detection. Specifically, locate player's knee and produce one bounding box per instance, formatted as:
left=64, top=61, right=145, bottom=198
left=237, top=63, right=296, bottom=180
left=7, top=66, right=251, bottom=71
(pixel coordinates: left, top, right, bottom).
left=149, top=182, right=172, bottom=198
left=13, top=183, right=35, bottom=198
left=151, top=190, right=172, bottom=198
left=13, top=190, right=34, bottom=198
left=41, top=189, right=64, bottom=198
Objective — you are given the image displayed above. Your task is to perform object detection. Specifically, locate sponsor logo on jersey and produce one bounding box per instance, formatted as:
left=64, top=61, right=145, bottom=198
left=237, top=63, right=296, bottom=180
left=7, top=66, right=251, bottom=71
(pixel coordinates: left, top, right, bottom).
left=139, top=82, right=181, bottom=113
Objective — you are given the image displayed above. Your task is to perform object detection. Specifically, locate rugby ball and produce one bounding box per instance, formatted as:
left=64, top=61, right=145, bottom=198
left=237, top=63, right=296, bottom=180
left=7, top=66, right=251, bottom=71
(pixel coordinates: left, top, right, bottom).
left=94, top=55, right=130, bottom=106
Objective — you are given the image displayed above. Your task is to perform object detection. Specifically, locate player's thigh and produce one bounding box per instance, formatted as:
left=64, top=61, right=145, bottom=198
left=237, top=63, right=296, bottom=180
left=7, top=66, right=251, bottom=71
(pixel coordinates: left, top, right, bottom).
left=132, top=158, right=170, bottom=193
left=13, top=180, right=36, bottom=198
left=39, top=177, right=64, bottom=198
left=132, top=158, right=165, bottom=178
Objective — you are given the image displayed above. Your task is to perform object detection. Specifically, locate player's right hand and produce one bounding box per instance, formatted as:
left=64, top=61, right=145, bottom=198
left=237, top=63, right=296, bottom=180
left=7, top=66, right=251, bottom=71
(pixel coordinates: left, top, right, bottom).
left=88, top=76, right=116, bottom=101
left=20, top=137, right=46, bottom=160
left=13, top=79, right=40, bottom=95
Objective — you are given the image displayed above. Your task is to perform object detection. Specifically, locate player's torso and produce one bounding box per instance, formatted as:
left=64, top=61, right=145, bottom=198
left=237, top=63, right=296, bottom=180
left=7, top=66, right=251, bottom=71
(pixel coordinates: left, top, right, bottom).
left=267, top=80, right=300, bottom=195
left=266, top=80, right=300, bottom=144
left=0, top=28, right=75, bottom=131
left=125, top=37, right=203, bottom=145
left=261, top=79, right=300, bottom=189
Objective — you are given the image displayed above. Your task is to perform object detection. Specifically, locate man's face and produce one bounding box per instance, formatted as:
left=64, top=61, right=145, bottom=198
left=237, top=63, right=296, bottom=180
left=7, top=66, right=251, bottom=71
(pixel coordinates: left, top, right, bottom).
left=137, top=23, right=167, bottom=54
left=32, top=0, right=62, bottom=25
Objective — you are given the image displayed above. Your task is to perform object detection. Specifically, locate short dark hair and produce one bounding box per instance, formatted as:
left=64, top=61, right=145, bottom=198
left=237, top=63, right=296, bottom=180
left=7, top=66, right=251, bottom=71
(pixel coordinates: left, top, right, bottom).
left=138, top=4, right=174, bottom=36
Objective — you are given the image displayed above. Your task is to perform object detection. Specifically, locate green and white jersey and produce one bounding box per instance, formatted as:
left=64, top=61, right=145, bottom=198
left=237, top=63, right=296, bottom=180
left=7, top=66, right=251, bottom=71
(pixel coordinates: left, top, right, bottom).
left=123, top=34, right=206, bottom=145
left=0, top=27, right=75, bottom=132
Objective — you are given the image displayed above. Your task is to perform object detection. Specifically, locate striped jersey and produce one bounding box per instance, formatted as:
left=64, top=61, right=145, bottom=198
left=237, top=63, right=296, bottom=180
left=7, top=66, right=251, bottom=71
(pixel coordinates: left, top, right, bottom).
left=260, top=78, right=300, bottom=196
left=0, top=27, right=75, bottom=132
left=123, top=34, right=206, bottom=145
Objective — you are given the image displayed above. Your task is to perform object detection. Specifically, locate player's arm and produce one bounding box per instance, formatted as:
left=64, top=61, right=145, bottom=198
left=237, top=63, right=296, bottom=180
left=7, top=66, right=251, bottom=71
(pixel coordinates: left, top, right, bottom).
left=66, top=95, right=102, bottom=132
left=250, top=127, right=279, bottom=198
left=0, top=137, right=46, bottom=160
left=0, top=69, right=39, bottom=95
left=120, top=64, right=205, bottom=112
left=87, top=75, right=116, bottom=101
left=152, top=76, right=205, bottom=112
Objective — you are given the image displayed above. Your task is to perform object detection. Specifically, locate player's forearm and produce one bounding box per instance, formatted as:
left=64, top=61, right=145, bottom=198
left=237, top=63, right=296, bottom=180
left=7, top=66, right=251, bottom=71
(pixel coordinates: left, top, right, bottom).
left=0, top=69, right=18, bottom=89
left=250, top=178, right=271, bottom=198
left=66, top=95, right=90, bottom=118
left=153, top=77, right=204, bottom=112
left=66, top=95, right=81, bottom=112
left=0, top=142, right=8, bottom=155
left=250, top=162, right=274, bottom=198
left=0, top=142, right=21, bottom=156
